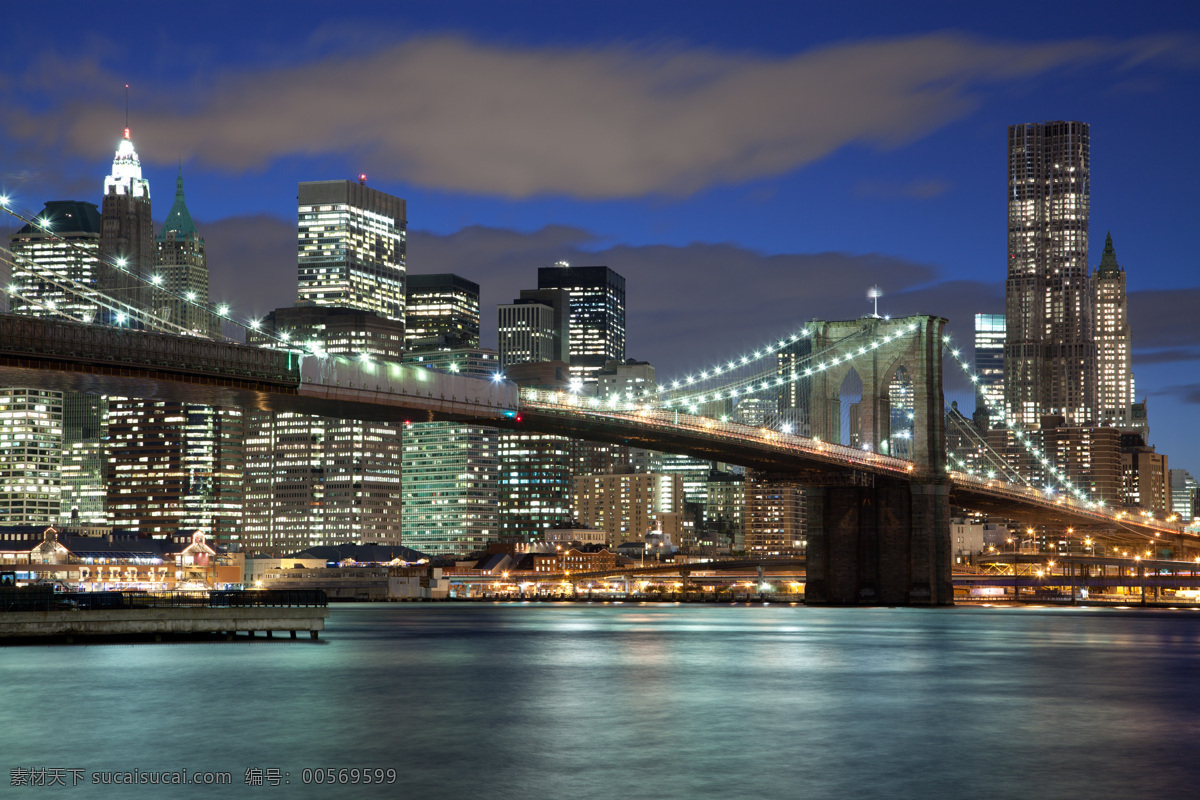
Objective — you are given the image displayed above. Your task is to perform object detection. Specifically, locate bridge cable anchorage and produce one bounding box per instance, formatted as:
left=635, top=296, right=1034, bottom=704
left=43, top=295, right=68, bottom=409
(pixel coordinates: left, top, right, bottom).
left=0, top=199, right=280, bottom=348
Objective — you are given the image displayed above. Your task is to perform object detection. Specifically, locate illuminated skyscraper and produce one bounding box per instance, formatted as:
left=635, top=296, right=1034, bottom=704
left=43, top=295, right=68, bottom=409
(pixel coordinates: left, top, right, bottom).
left=537, top=263, right=625, bottom=383
left=974, top=313, right=1006, bottom=429
left=1005, top=121, right=1094, bottom=427
left=297, top=180, right=406, bottom=322
left=0, top=389, right=62, bottom=525
left=100, top=127, right=155, bottom=316
left=8, top=200, right=103, bottom=323
left=405, top=273, right=479, bottom=350
left=156, top=169, right=218, bottom=335
left=1093, top=233, right=1136, bottom=427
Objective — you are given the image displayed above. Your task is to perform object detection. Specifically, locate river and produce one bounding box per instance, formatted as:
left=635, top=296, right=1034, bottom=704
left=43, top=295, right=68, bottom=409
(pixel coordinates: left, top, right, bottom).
left=3, top=602, right=1199, bottom=798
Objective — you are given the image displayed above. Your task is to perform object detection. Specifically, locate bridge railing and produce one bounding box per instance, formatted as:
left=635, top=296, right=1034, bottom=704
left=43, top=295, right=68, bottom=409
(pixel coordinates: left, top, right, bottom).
left=520, top=391, right=916, bottom=476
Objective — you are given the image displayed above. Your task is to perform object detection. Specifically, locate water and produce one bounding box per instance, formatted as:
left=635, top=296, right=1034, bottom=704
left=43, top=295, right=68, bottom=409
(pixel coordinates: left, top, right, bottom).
left=3, top=603, right=1200, bottom=799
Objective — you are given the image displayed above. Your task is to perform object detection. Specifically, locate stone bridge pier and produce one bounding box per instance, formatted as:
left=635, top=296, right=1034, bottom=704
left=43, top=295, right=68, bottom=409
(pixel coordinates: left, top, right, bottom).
left=802, top=315, right=953, bottom=605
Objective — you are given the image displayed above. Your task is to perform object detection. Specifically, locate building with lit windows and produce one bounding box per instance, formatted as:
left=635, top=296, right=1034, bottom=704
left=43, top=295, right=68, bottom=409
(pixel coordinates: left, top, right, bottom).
left=1093, top=233, right=1137, bottom=428
left=405, top=273, right=480, bottom=350
left=974, top=313, right=1006, bottom=429
left=297, top=180, right=406, bottom=321
left=243, top=306, right=404, bottom=554
left=106, top=400, right=244, bottom=545
left=536, top=263, right=625, bottom=383
left=0, top=390, right=62, bottom=525
left=8, top=201, right=103, bottom=323
left=1005, top=121, right=1094, bottom=428
left=572, top=472, right=684, bottom=547
left=156, top=169, right=219, bottom=335
left=498, top=289, right=570, bottom=368
left=744, top=470, right=807, bottom=555
left=400, top=348, right=500, bottom=556
left=1121, top=434, right=1169, bottom=515
left=59, top=392, right=108, bottom=525
left=100, top=127, right=157, bottom=317
left=1170, top=469, right=1197, bottom=522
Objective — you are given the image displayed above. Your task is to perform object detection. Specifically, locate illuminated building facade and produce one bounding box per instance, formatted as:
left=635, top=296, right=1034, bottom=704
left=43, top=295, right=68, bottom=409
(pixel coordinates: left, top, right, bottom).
left=0, top=390, right=63, bottom=525
left=8, top=201, right=103, bottom=323
left=744, top=470, right=806, bottom=555
left=405, top=273, right=479, bottom=350
left=974, top=313, right=1006, bottom=429
left=400, top=348, right=499, bottom=556
left=243, top=306, right=404, bottom=554
left=537, top=264, right=625, bottom=383
left=297, top=180, right=406, bottom=322
left=1005, top=121, right=1094, bottom=428
left=498, top=289, right=569, bottom=368
left=59, top=392, right=108, bottom=525
left=572, top=472, right=683, bottom=547
left=1093, top=233, right=1136, bottom=428
left=100, top=127, right=156, bottom=316
left=156, top=169, right=218, bottom=335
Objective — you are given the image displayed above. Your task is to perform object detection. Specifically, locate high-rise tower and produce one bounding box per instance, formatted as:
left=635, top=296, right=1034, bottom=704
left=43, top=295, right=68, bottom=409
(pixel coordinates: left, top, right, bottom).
left=297, top=180, right=407, bottom=323
left=156, top=169, right=217, bottom=335
left=8, top=201, right=103, bottom=323
left=1093, top=233, right=1136, bottom=427
left=100, top=127, right=155, bottom=316
left=1005, top=121, right=1093, bottom=428
left=536, top=263, right=625, bottom=383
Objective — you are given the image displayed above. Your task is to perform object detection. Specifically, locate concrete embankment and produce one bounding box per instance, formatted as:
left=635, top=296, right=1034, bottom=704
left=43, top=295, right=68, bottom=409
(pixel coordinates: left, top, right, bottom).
left=1, top=606, right=329, bottom=643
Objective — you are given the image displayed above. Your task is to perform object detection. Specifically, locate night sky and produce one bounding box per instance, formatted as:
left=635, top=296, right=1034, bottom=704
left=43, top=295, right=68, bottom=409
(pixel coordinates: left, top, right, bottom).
left=2, top=1, right=1199, bottom=473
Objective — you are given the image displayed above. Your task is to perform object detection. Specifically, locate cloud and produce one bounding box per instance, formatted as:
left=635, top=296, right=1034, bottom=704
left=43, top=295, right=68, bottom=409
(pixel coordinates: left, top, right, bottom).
left=1129, top=288, right=1200, bottom=350
left=1152, top=384, right=1200, bottom=405
left=854, top=179, right=950, bottom=200
left=5, top=33, right=1193, bottom=199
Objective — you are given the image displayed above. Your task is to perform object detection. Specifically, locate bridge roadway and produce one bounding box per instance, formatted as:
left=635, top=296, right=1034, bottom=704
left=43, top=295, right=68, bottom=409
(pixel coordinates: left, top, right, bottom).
left=0, top=312, right=1188, bottom=542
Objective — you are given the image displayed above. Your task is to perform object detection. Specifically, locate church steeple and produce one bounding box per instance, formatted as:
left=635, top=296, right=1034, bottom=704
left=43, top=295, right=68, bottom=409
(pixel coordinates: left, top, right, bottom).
left=1096, top=231, right=1122, bottom=277
left=157, top=167, right=200, bottom=242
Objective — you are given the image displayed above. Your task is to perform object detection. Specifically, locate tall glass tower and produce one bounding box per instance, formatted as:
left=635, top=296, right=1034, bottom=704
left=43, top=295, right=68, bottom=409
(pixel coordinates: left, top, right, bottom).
left=537, top=263, right=625, bottom=383
left=1005, top=121, right=1093, bottom=428
left=297, top=180, right=406, bottom=323
left=974, top=313, right=1006, bottom=429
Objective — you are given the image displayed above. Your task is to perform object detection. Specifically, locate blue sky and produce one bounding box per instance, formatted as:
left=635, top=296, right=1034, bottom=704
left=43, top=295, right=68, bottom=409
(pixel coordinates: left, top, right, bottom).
left=2, top=0, right=1199, bottom=473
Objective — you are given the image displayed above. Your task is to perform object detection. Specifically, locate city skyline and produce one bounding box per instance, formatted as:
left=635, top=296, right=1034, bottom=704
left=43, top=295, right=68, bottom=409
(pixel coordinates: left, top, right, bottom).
left=1, top=2, right=1198, bottom=473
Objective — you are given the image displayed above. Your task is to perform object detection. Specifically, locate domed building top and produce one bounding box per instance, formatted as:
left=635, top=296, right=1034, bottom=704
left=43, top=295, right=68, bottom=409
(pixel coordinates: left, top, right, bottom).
left=157, top=167, right=201, bottom=242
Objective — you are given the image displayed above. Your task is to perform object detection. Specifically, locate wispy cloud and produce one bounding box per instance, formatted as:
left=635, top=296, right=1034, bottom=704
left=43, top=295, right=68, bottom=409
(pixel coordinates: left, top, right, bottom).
left=5, top=33, right=1194, bottom=199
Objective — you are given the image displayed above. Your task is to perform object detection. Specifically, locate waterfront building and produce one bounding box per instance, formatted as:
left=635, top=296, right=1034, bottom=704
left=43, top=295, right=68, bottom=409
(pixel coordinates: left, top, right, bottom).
left=743, top=470, right=806, bottom=555
left=297, top=180, right=407, bottom=322
left=155, top=169, right=218, bottom=335
left=571, top=472, right=684, bottom=548
left=8, top=200, right=103, bottom=323
left=973, top=313, right=1005, bottom=429
left=100, top=126, right=157, bottom=317
left=243, top=306, right=404, bottom=554
left=1005, top=121, right=1094, bottom=428
left=105, top=400, right=245, bottom=545
left=400, top=348, right=499, bottom=556
left=1093, top=233, right=1137, bottom=429
left=536, top=263, right=625, bottom=383
left=405, top=273, right=480, bottom=350
left=0, top=390, right=63, bottom=525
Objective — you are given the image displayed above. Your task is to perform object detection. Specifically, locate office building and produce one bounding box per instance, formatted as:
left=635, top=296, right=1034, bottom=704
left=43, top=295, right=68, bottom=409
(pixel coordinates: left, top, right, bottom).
left=156, top=169, right=218, bottom=335
left=400, top=348, right=499, bottom=556
left=537, top=263, right=625, bottom=382
left=498, top=289, right=570, bottom=368
left=1170, top=469, right=1197, bottom=521
left=405, top=273, right=480, bottom=350
left=100, top=126, right=157, bottom=317
left=1005, top=121, right=1094, bottom=428
left=974, top=313, right=1006, bottom=429
left=8, top=201, right=103, bottom=323
left=59, top=392, right=108, bottom=525
left=243, top=306, right=404, bottom=554
left=1093, top=233, right=1136, bottom=428
left=1121, top=434, right=1169, bottom=515
left=572, top=472, right=684, bottom=547
left=0, top=389, right=62, bottom=525
left=744, top=470, right=806, bottom=555
left=297, top=180, right=407, bottom=322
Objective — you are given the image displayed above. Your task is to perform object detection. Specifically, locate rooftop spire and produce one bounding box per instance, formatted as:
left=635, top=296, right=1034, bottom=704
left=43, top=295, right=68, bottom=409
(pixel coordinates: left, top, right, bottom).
left=157, top=167, right=199, bottom=242
left=1096, top=231, right=1122, bottom=277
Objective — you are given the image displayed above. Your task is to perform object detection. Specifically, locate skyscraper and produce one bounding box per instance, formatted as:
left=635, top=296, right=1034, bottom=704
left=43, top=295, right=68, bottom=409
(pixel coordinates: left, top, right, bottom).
left=1093, top=233, right=1136, bottom=427
left=973, top=313, right=1006, bottom=429
left=1005, top=121, right=1093, bottom=428
left=537, top=263, right=625, bottom=383
left=156, top=169, right=217, bottom=335
left=8, top=200, right=103, bottom=323
left=0, top=389, right=62, bottom=525
left=405, top=273, right=480, bottom=350
left=100, top=127, right=155, bottom=317
left=498, top=289, right=570, bottom=368
left=297, top=180, right=406, bottom=322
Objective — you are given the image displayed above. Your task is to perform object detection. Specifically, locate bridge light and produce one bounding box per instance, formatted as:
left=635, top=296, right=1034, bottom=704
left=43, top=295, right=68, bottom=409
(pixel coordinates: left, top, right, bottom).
left=279, top=331, right=290, bottom=341
left=150, top=274, right=163, bottom=285
left=249, top=319, right=260, bottom=330
left=185, top=291, right=197, bottom=301
left=492, top=373, right=504, bottom=383
left=448, top=363, right=459, bottom=373
left=217, top=304, right=230, bottom=316
left=116, top=257, right=128, bottom=269
left=115, top=312, right=126, bottom=324
left=0, top=195, right=8, bottom=206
